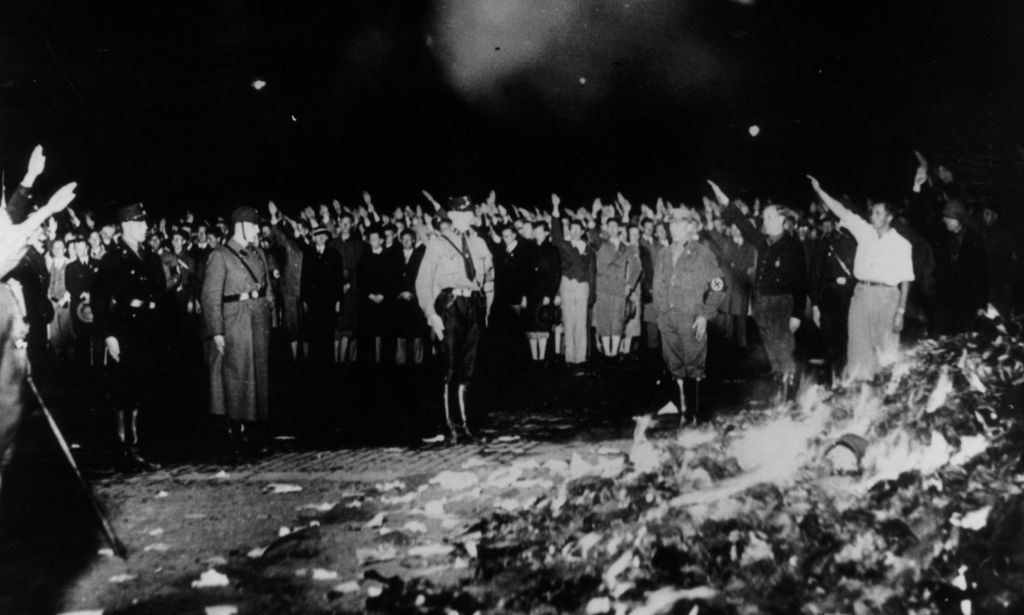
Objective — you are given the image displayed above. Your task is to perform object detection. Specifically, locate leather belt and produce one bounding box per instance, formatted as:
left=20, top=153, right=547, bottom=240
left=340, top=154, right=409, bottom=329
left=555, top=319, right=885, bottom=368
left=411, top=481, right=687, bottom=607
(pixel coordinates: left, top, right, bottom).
left=128, top=299, right=158, bottom=310
left=443, top=287, right=478, bottom=298
left=223, top=289, right=266, bottom=303
left=858, top=280, right=895, bottom=288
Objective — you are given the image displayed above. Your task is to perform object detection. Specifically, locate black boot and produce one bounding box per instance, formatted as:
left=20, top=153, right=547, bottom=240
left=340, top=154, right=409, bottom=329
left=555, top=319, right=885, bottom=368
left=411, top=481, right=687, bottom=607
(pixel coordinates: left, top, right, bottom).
left=442, top=383, right=460, bottom=445
left=229, top=420, right=258, bottom=461
left=116, top=409, right=160, bottom=473
left=456, top=384, right=477, bottom=443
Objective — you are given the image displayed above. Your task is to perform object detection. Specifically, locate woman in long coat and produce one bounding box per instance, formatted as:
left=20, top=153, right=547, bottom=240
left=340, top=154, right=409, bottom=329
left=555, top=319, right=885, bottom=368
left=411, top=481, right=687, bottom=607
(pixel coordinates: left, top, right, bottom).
left=593, top=219, right=641, bottom=359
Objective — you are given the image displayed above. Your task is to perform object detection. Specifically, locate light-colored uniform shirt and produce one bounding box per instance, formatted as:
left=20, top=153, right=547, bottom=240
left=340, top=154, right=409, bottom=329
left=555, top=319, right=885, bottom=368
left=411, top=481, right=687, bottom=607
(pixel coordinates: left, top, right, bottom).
left=415, top=228, right=494, bottom=319
left=838, top=211, right=915, bottom=286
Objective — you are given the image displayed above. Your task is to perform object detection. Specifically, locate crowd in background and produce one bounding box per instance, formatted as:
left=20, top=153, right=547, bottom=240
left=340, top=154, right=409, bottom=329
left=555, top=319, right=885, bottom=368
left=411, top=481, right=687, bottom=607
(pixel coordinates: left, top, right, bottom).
left=3, top=146, right=1021, bottom=463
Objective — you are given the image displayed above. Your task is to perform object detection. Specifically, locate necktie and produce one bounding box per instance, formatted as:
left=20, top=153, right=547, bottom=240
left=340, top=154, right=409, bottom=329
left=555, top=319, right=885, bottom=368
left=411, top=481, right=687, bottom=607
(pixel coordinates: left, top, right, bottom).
left=460, top=233, right=477, bottom=282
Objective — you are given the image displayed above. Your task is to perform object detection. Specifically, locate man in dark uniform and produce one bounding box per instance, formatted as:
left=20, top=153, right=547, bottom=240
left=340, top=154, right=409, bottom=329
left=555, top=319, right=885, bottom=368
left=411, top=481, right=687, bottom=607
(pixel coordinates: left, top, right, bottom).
left=301, top=227, right=345, bottom=362
left=653, top=209, right=727, bottom=424
left=712, top=181, right=807, bottom=402
left=809, top=217, right=857, bottom=382
left=201, top=206, right=275, bottom=454
left=91, top=202, right=167, bottom=471
left=415, top=196, right=494, bottom=443
left=4, top=231, right=52, bottom=371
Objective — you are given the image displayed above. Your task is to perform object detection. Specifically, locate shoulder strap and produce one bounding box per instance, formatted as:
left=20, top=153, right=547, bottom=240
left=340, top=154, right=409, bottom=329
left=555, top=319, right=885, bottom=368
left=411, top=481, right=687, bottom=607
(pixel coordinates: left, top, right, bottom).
left=439, top=233, right=479, bottom=286
left=439, top=233, right=464, bottom=257
left=224, top=245, right=263, bottom=287
left=827, top=243, right=852, bottom=277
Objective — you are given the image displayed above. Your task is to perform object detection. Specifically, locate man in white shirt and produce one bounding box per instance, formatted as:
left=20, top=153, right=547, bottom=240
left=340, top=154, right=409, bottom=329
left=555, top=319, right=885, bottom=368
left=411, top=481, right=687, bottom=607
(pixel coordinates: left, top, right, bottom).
left=808, top=176, right=914, bottom=381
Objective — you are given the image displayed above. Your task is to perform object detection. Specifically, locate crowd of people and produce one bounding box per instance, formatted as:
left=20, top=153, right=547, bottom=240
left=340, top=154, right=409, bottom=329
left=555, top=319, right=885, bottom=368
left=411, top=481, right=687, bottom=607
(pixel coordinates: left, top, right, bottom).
left=2, top=143, right=1021, bottom=472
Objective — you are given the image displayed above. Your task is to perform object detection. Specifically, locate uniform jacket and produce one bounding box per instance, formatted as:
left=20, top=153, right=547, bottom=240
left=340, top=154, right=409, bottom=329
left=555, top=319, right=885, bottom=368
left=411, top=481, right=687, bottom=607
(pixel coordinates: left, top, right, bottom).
left=723, top=203, right=807, bottom=318
left=653, top=239, right=726, bottom=322
left=809, top=229, right=857, bottom=306
left=200, top=238, right=275, bottom=338
left=415, top=228, right=494, bottom=319
left=199, top=238, right=274, bottom=421
left=269, top=223, right=304, bottom=299
left=86, top=239, right=166, bottom=343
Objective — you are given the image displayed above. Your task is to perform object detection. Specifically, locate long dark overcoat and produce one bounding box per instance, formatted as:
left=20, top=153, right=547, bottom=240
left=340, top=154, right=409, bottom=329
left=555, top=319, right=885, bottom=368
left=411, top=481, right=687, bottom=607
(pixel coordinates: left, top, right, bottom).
left=200, top=238, right=274, bottom=421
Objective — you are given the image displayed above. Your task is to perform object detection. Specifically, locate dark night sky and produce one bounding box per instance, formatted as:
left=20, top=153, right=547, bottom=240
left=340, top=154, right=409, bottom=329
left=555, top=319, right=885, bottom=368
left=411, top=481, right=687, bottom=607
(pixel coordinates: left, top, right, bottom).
left=1, top=0, right=1022, bottom=218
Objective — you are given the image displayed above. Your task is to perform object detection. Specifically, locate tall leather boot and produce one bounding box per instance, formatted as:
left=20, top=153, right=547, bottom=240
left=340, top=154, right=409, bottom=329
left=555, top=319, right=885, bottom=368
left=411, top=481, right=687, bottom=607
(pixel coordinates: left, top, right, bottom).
left=457, top=383, right=476, bottom=442
left=118, top=409, right=160, bottom=472
left=228, top=419, right=253, bottom=461
left=442, top=383, right=459, bottom=445
left=676, top=379, right=691, bottom=427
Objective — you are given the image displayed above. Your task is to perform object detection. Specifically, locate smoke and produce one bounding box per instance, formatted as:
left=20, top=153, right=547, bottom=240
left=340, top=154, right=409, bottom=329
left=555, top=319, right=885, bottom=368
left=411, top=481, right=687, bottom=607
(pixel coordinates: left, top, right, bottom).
left=430, top=0, right=728, bottom=121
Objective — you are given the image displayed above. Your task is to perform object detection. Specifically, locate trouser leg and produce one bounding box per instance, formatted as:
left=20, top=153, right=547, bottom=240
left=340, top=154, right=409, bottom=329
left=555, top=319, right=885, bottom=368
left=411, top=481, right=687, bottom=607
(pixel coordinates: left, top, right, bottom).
left=846, top=285, right=876, bottom=381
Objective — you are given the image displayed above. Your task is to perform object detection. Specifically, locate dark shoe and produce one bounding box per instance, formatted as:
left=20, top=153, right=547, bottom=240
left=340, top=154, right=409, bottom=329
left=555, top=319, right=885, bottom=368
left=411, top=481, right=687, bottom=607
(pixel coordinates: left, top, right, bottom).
left=446, top=426, right=461, bottom=446
left=459, top=425, right=478, bottom=444
left=127, top=446, right=161, bottom=472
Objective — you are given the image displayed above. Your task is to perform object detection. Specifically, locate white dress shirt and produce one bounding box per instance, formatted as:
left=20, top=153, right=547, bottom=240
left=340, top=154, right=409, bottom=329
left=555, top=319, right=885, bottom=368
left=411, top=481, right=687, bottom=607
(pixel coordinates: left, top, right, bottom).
left=838, top=211, right=915, bottom=286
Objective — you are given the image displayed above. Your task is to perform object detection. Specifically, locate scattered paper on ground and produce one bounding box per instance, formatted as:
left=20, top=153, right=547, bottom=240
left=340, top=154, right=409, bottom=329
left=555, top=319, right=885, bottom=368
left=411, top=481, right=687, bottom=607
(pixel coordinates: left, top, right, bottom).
left=143, top=543, right=171, bottom=553
left=191, top=568, right=230, bottom=588
left=264, top=483, right=303, bottom=494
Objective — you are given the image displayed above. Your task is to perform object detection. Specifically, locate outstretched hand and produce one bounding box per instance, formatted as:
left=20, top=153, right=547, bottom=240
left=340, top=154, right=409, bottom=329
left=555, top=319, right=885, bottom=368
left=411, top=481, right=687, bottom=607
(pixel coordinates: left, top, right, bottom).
left=20, top=145, right=46, bottom=188
left=805, top=174, right=822, bottom=193
left=40, top=182, right=78, bottom=217
left=706, top=180, right=729, bottom=206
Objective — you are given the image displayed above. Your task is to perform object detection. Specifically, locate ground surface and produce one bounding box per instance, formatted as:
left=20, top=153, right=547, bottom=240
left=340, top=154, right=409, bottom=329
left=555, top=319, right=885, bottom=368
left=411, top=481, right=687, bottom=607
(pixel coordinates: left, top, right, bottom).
left=0, top=332, right=769, bottom=615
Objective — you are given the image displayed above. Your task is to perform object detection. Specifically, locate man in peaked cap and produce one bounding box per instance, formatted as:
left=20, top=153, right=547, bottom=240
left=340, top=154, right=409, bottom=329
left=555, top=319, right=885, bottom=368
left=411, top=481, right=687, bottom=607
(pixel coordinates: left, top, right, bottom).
left=91, top=201, right=167, bottom=472
left=415, top=195, right=494, bottom=444
left=653, top=207, right=726, bottom=424
left=201, top=206, right=275, bottom=458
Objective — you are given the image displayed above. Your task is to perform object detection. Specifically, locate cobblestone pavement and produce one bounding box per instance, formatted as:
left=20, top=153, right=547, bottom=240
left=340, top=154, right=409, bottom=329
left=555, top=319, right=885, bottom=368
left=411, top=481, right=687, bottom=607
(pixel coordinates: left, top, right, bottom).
left=153, top=435, right=550, bottom=484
